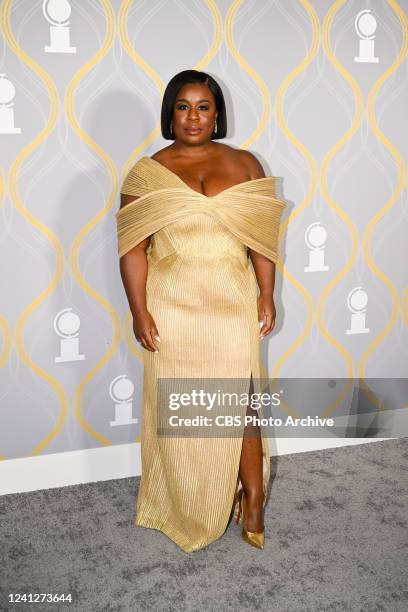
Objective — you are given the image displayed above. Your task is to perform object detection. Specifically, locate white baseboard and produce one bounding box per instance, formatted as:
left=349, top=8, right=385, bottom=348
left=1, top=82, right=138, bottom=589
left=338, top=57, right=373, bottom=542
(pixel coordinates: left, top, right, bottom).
left=0, top=438, right=391, bottom=496
left=0, top=443, right=141, bottom=496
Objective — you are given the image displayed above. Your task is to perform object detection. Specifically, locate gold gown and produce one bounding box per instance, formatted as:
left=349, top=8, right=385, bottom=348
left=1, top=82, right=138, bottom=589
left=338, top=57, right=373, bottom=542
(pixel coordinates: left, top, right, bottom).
left=116, top=156, right=286, bottom=552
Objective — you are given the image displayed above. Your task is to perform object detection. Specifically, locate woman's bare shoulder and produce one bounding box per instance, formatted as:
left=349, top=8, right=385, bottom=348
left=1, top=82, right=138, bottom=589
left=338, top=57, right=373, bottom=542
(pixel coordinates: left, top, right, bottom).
left=220, top=146, right=266, bottom=179
left=235, top=150, right=266, bottom=179
left=150, top=146, right=173, bottom=163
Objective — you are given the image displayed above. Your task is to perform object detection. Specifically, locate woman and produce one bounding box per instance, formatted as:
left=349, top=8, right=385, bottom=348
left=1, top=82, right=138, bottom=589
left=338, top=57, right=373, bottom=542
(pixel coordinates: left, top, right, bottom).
left=116, top=70, right=285, bottom=553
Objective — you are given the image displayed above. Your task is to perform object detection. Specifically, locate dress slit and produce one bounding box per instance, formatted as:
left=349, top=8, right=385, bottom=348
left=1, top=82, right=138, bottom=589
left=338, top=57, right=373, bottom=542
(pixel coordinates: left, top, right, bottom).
left=231, top=371, right=267, bottom=523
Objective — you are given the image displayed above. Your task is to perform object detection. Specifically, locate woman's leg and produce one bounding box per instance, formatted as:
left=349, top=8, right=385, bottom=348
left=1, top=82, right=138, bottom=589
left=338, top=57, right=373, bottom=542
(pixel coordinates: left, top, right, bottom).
left=238, top=402, right=264, bottom=532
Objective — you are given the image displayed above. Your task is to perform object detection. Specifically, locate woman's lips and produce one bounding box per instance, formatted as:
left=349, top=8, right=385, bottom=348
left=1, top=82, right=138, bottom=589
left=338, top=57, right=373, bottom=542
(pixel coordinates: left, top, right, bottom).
left=186, top=127, right=201, bottom=134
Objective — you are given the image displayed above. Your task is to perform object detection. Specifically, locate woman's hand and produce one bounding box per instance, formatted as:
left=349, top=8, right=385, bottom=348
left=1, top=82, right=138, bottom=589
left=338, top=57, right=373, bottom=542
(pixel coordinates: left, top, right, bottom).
left=257, top=293, right=276, bottom=339
left=133, top=310, right=160, bottom=352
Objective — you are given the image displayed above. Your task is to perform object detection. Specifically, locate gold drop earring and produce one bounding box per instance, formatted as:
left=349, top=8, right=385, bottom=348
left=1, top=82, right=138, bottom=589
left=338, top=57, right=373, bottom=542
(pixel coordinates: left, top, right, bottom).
left=214, top=120, right=217, bottom=134
left=170, top=120, right=173, bottom=135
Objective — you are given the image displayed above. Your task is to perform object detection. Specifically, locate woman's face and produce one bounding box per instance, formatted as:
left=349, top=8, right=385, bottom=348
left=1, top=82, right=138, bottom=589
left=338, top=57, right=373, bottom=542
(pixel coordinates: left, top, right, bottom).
left=172, top=82, right=218, bottom=144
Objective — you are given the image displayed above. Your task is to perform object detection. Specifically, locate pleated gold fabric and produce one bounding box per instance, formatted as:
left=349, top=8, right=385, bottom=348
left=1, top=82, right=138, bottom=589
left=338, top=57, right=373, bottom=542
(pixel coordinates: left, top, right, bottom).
left=116, top=156, right=286, bottom=552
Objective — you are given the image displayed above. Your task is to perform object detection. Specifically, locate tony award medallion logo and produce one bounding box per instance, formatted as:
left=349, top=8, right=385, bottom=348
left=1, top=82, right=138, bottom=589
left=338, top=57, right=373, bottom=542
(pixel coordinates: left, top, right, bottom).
left=43, top=0, right=77, bottom=54
left=0, top=74, right=21, bottom=134
left=54, top=308, right=85, bottom=362
left=354, top=9, right=379, bottom=63
left=109, top=376, right=138, bottom=427
left=346, top=287, right=370, bottom=335
left=304, top=222, right=329, bottom=272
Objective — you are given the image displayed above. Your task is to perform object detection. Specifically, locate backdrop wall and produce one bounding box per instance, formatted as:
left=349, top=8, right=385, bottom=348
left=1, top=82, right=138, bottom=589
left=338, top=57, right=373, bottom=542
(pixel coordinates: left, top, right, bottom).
left=0, top=0, right=407, bottom=489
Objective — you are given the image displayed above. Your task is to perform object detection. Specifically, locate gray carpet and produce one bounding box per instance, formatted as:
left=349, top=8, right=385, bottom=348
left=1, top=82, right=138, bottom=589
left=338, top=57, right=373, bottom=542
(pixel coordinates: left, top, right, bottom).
left=1, top=439, right=407, bottom=612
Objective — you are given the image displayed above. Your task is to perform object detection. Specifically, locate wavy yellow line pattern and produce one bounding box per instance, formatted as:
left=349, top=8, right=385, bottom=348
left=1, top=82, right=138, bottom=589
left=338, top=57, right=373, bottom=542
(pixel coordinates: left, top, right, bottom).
left=118, top=0, right=168, bottom=373
left=360, top=0, right=407, bottom=379
left=315, top=0, right=366, bottom=416
left=225, top=0, right=268, bottom=382
left=0, top=160, right=11, bottom=460
left=226, top=0, right=322, bottom=419
left=118, top=0, right=223, bottom=385
left=319, top=0, right=362, bottom=379
left=403, top=161, right=408, bottom=327
left=271, top=1, right=319, bottom=403
left=3, top=0, right=404, bottom=461
left=0, top=165, right=13, bottom=372
left=2, top=0, right=69, bottom=456
left=403, top=289, right=408, bottom=326
left=67, top=0, right=119, bottom=446
left=225, top=0, right=271, bottom=150
left=318, top=0, right=407, bottom=415
left=118, top=0, right=164, bottom=176
left=118, top=0, right=222, bottom=177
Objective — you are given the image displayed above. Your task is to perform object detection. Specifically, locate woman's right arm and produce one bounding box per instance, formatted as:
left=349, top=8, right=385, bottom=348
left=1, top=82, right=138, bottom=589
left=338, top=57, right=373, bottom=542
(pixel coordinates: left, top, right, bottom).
left=119, top=193, right=160, bottom=353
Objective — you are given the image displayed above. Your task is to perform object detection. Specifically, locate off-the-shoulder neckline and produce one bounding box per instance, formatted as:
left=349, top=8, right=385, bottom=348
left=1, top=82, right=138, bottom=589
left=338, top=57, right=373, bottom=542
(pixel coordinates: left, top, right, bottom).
left=141, top=156, right=275, bottom=199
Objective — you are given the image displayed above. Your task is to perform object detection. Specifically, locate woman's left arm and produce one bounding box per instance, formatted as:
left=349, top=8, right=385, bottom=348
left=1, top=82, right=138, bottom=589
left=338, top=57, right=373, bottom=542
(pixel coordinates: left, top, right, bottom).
left=239, top=150, right=277, bottom=339
left=249, top=250, right=276, bottom=339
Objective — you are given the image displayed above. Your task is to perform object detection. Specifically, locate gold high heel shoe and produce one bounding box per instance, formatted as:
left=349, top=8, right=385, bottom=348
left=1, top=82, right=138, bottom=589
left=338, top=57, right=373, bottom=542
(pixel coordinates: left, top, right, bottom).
left=235, top=488, right=265, bottom=549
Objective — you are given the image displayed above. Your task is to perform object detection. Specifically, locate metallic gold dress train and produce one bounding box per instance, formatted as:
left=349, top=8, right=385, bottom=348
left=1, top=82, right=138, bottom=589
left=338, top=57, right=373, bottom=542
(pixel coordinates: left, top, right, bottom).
left=116, top=156, right=286, bottom=552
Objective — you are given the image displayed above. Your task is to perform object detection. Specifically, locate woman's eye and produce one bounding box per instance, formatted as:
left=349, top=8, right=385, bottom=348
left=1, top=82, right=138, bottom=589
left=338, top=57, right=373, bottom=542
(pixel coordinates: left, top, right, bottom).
left=176, top=105, right=209, bottom=111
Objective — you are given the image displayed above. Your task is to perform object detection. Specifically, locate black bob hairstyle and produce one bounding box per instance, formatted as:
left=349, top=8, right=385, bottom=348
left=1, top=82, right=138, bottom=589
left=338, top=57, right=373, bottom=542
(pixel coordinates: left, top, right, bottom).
left=161, top=70, right=227, bottom=140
